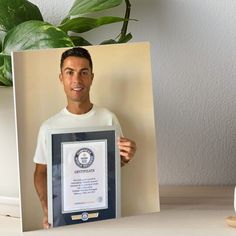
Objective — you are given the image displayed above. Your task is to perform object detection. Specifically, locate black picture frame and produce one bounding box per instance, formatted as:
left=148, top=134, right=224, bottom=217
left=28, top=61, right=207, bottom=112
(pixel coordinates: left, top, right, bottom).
left=47, top=126, right=120, bottom=227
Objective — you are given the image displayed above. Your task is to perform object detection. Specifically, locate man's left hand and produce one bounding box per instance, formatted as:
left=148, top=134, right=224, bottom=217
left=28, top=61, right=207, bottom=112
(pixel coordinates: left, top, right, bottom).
left=118, top=137, right=137, bottom=165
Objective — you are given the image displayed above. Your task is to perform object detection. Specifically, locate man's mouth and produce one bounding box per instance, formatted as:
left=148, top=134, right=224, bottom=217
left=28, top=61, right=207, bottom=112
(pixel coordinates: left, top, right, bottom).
left=72, top=87, right=83, bottom=91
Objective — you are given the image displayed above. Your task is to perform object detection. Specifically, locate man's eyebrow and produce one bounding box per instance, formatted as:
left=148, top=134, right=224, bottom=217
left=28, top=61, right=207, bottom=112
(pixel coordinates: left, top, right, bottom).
left=63, top=67, right=89, bottom=71
left=64, top=67, right=74, bottom=71
left=80, top=68, right=89, bottom=71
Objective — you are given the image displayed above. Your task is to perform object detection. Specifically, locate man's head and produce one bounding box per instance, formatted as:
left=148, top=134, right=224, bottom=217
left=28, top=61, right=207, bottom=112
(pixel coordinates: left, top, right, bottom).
left=60, top=47, right=93, bottom=71
left=59, top=47, right=94, bottom=106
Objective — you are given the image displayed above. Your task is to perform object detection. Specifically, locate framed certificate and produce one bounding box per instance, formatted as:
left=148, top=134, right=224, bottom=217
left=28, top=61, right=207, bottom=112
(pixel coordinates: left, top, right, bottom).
left=47, top=126, right=120, bottom=227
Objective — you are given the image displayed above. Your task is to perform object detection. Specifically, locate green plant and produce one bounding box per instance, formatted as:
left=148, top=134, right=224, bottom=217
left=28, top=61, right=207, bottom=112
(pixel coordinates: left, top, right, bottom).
left=0, top=0, right=133, bottom=86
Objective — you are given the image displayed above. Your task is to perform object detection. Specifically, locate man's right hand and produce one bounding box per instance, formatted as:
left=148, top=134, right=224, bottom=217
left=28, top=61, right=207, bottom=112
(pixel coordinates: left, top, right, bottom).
left=34, top=164, right=50, bottom=229
left=43, top=213, right=51, bottom=229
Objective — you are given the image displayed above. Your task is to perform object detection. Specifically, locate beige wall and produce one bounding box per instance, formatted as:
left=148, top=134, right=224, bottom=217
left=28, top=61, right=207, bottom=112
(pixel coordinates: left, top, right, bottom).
left=12, top=42, right=159, bottom=231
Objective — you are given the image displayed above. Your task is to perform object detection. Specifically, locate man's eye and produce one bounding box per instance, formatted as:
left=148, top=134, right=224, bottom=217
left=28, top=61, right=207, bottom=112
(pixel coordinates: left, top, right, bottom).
left=81, top=71, right=89, bottom=77
left=66, top=71, right=73, bottom=76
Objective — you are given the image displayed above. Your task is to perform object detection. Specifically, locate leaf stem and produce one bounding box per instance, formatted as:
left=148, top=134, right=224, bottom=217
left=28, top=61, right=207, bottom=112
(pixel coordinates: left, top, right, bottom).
left=119, top=0, right=131, bottom=41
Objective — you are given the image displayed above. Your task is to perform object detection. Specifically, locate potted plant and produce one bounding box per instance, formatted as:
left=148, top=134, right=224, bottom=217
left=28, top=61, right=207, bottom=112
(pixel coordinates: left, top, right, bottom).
left=0, top=0, right=133, bottom=87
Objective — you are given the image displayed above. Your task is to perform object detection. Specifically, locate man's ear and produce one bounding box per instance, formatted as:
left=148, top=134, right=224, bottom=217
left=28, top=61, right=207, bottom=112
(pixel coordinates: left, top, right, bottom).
left=91, top=73, right=94, bottom=81
left=59, top=73, right=62, bottom=83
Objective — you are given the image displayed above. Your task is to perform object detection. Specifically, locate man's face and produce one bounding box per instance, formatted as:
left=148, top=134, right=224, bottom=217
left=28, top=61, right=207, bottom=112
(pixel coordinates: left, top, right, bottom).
left=59, top=56, right=94, bottom=104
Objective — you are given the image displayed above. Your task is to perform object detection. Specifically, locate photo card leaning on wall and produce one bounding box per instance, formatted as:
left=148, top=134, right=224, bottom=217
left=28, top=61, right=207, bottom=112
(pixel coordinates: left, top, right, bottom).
left=12, top=42, right=159, bottom=232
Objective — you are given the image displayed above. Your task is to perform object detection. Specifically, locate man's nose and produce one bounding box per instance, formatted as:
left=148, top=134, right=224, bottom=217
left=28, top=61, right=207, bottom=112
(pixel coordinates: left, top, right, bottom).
left=73, top=72, right=83, bottom=82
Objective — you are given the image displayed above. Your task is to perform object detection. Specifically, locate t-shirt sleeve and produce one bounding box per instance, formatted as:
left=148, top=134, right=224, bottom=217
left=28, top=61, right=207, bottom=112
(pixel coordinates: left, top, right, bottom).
left=112, top=113, right=123, bottom=137
left=33, top=124, right=48, bottom=164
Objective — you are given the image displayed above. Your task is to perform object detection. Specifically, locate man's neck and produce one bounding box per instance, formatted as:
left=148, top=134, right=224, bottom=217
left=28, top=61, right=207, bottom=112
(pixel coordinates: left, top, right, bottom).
left=66, top=101, right=93, bottom=115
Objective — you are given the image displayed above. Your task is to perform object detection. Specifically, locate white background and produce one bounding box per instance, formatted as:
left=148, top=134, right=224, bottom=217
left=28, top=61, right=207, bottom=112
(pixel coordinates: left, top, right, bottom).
left=62, top=141, right=107, bottom=212
left=0, top=0, right=236, bottom=199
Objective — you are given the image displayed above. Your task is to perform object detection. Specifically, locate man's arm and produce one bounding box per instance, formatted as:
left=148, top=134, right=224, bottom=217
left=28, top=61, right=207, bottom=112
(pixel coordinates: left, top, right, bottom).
left=34, top=163, right=50, bottom=229
left=118, top=137, right=137, bottom=166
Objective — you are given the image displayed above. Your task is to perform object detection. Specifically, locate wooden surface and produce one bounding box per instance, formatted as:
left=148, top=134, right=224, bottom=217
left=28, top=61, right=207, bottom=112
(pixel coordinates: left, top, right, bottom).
left=0, top=186, right=236, bottom=235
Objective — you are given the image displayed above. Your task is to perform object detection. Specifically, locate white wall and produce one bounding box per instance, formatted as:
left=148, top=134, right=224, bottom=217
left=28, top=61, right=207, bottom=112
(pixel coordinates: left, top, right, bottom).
left=1, top=0, right=236, bottom=200
left=0, top=88, right=18, bottom=197
left=133, top=0, right=236, bottom=185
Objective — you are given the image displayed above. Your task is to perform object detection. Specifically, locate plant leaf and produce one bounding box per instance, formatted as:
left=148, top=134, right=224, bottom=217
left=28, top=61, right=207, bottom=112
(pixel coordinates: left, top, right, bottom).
left=59, top=16, right=127, bottom=33
left=1, top=21, right=74, bottom=86
left=100, top=33, right=132, bottom=45
left=118, top=32, right=132, bottom=43
left=100, top=39, right=117, bottom=45
left=0, top=0, right=43, bottom=32
left=68, top=0, right=123, bottom=16
left=70, top=36, right=92, bottom=46
left=0, top=32, right=6, bottom=52
left=0, top=54, right=12, bottom=86
left=2, top=21, right=74, bottom=54
left=0, top=52, right=3, bottom=66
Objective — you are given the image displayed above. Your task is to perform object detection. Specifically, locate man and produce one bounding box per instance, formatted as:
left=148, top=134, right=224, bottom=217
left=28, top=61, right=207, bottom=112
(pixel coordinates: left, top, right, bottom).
left=34, top=47, right=136, bottom=229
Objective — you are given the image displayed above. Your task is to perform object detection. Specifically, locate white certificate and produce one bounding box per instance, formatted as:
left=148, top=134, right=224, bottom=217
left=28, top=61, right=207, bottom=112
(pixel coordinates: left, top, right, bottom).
left=61, top=140, right=108, bottom=213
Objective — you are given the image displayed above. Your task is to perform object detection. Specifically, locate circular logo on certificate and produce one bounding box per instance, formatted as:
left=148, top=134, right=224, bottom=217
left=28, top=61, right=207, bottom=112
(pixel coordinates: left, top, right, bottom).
left=74, top=148, right=94, bottom=168
left=81, top=212, right=89, bottom=221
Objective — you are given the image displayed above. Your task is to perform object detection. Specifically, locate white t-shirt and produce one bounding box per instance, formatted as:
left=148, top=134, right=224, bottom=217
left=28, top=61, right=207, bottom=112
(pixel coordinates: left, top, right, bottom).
left=33, top=105, right=122, bottom=164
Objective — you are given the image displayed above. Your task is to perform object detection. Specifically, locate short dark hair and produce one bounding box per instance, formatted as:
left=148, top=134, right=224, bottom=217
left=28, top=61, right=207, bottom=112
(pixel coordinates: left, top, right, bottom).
left=60, top=47, right=93, bottom=70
